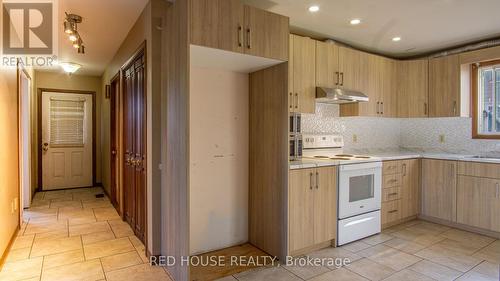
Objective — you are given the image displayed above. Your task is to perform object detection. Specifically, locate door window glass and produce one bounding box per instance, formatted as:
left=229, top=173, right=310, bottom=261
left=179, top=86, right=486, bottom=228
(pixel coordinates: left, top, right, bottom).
left=50, top=98, right=85, bottom=146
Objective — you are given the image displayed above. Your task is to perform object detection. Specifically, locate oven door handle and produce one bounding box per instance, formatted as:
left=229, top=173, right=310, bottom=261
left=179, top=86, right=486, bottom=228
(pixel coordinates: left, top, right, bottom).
left=340, top=162, right=382, bottom=171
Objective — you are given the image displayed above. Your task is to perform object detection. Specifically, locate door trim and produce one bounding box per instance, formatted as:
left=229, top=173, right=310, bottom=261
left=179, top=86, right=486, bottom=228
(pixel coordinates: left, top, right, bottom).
left=37, top=88, right=97, bottom=190
left=110, top=72, right=120, bottom=210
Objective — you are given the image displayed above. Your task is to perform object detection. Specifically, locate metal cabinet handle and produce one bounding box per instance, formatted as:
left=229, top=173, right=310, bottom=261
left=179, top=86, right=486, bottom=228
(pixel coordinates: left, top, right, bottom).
left=424, top=102, right=428, bottom=116
left=388, top=210, right=398, bottom=214
left=237, top=26, right=243, bottom=47
left=381, top=102, right=384, bottom=115
left=289, top=93, right=293, bottom=109
left=453, top=101, right=457, bottom=116
left=246, top=28, right=251, bottom=49
left=377, top=102, right=380, bottom=114
left=316, top=172, right=319, bottom=189
left=496, top=183, right=499, bottom=198
left=403, top=164, right=407, bottom=176
left=295, top=93, right=299, bottom=109
left=335, top=72, right=340, bottom=86
left=310, top=172, right=313, bottom=190
left=388, top=192, right=398, bottom=196
left=340, top=72, right=344, bottom=86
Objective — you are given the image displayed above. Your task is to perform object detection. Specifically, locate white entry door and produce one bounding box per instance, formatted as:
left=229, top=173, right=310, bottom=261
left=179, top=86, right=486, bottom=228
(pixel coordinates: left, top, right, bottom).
left=42, top=92, right=93, bottom=190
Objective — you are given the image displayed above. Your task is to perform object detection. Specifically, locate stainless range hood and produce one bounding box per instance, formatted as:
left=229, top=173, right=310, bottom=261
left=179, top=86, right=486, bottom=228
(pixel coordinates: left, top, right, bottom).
left=316, top=87, right=369, bottom=104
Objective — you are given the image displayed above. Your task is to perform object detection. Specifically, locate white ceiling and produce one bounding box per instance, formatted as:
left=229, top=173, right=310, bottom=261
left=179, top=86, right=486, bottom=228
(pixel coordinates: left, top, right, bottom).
left=55, top=0, right=148, bottom=76
left=243, top=0, right=500, bottom=58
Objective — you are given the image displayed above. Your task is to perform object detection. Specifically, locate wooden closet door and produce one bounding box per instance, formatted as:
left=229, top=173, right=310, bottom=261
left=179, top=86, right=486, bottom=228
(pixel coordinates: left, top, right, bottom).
left=133, top=55, right=146, bottom=242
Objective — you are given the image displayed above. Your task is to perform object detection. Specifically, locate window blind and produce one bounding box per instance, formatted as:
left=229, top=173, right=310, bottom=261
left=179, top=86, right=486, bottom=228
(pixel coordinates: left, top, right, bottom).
left=50, top=98, right=85, bottom=146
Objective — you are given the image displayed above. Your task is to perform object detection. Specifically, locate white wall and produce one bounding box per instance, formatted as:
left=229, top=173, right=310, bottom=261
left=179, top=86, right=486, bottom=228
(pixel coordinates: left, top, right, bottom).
left=302, top=103, right=500, bottom=154
left=189, top=67, right=249, bottom=255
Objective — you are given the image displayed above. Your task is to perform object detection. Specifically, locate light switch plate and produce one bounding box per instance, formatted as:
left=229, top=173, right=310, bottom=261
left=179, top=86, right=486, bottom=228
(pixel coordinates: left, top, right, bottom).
left=353, top=134, right=358, bottom=143
left=439, top=135, right=445, bottom=143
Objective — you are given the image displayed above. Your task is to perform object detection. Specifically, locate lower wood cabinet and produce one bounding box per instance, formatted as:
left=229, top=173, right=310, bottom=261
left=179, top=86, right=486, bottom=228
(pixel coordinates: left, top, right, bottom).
left=457, top=175, right=500, bottom=232
left=421, top=159, right=457, bottom=222
left=381, top=159, right=419, bottom=228
left=289, top=166, right=337, bottom=254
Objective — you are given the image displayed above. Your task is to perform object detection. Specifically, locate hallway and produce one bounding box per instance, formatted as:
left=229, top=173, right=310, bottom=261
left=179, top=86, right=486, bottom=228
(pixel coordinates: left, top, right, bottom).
left=0, top=187, right=172, bottom=281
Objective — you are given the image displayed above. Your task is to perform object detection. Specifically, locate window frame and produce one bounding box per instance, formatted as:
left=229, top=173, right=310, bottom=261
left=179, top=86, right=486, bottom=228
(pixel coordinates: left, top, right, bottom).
left=471, top=59, right=500, bottom=139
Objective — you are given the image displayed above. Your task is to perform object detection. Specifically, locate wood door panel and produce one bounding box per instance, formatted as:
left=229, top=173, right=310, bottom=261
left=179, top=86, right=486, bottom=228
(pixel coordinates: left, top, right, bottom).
left=421, top=159, right=457, bottom=221
left=397, top=60, right=429, bottom=118
left=400, top=159, right=420, bottom=218
left=428, top=55, right=460, bottom=117
left=314, top=166, right=337, bottom=244
left=291, top=35, right=316, bottom=113
left=289, top=169, right=315, bottom=252
left=244, top=5, right=289, bottom=61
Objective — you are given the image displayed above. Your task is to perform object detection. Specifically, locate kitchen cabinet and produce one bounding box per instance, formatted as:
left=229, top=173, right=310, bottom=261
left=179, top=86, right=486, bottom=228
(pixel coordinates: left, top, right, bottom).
left=457, top=175, right=500, bottom=232
left=421, top=159, right=457, bottom=221
left=243, top=5, right=289, bottom=61
left=400, top=159, right=420, bottom=219
left=381, top=159, right=419, bottom=227
left=289, top=166, right=337, bottom=254
left=428, top=54, right=460, bottom=117
left=190, top=0, right=289, bottom=60
left=397, top=60, right=429, bottom=118
left=289, top=34, right=316, bottom=113
left=190, top=0, right=244, bottom=53
left=315, top=41, right=340, bottom=89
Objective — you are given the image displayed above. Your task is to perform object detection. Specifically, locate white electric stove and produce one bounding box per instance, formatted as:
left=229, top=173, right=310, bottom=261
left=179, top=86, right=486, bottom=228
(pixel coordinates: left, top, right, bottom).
left=302, top=134, right=382, bottom=246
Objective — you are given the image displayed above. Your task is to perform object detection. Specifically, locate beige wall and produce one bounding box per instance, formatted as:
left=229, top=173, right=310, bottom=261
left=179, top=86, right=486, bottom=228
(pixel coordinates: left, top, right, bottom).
left=0, top=68, right=20, bottom=259
left=33, top=71, right=103, bottom=185
left=189, top=67, right=249, bottom=255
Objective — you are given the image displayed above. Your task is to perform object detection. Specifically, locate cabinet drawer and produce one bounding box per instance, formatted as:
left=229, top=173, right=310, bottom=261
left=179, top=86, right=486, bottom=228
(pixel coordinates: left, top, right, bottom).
left=382, top=200, right=401, bottom=225
left=382, top=186, right=401, bottom=202
left=458, top=161, right=500, bottom=179
left=383, top=161, right=402, bottom=175
left=383, top=174, right=402, bottom=188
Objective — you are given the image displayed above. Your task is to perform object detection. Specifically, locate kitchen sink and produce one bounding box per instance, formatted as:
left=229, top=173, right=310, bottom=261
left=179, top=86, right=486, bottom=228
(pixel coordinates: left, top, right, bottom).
left=469, top=155, right=500, bottom=160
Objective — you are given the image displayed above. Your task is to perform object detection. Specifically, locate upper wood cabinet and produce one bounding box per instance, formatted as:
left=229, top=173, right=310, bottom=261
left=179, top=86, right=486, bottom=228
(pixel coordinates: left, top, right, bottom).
left=421, top=159, right=457, bottom=221
left=428, top=54, right=461, bottom=117
left=289, top=34, right=316, bottom=113
left=315, top=41, right=340, bottom=89
left=397, top=60, right=429, bottom=118
left=190, top=0, right=289, bottom=60
left=190, top=0, right=244, bottom=53
left=289, top=166, right=337, bottom=255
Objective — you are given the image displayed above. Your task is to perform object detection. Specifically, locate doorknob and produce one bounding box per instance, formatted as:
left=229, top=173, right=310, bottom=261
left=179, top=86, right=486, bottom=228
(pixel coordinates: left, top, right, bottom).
left=42, top=142, right=49, bottom=152
left=111, top=150, right=117, bottom=155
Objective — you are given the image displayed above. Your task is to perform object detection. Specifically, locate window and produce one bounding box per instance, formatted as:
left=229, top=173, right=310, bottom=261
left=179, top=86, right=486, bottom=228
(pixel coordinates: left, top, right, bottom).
left=472, top=60, right=500, bottom=139
left=50, top=98, right=86, bottom=146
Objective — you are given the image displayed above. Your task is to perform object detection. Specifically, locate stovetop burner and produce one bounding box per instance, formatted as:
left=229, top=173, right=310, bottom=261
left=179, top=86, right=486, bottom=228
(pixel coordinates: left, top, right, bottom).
left=335, top=154, right=354, bottom=157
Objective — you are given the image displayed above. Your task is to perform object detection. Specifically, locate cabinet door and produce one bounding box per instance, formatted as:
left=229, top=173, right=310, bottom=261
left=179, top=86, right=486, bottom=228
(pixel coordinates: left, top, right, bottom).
left=421, top=159, right=457, bottom=221
left=397, top=60, right=429, bottom=118
left=289, top=169, right=315, bottom=252
left=382, top=200, right=401, bottom=226
left=190, top=0, right=244, bottom=53
left=291, top=35, right=316, bottom=113
left=400, top=159, right=420, bottom=218
left=316, top=41, right=340, bottom=89
left=379, top=58, right=397, bottom=117
left=338, top=47, right=371, bottom=116
left=288, top=35, right=294, bottom=112
left=244, top=5, right=289, bottom=61
left=429, top=55, right=460, bottom=117
left=457, top=176, right=499, bottom=231
left=313, top=166, right=337, bottom=244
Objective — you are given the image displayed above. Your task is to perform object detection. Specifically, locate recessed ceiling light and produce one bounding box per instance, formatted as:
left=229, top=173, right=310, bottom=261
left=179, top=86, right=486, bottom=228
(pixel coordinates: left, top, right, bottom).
left=350, top=19, right=361, bottom=25
left=308, top=5, right=319, bottom=12
left=392, top=37, right=401, bottom=42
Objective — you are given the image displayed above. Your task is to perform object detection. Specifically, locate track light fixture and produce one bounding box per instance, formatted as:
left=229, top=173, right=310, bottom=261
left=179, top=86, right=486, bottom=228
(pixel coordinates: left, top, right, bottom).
left=64, top=13, right=85, bottom=54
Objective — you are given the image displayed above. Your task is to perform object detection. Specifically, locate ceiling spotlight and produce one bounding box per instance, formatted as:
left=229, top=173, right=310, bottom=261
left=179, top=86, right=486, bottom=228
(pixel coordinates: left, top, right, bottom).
left=78, top=45, right=85, bottom=54
left=69, top=32, right=79, bottom=42
left=392, top=37, right=402, bottom=42
left=64, top=21, right=76, bottom=34
left=59, top=62, right=81, bottom=74
left=308, top=5, right=319, bottom=12
left=350, top=19, right=361, bottom=25
left=73, top=37, right=83, bottom=49
left=64, top=13, right=85, bottom=53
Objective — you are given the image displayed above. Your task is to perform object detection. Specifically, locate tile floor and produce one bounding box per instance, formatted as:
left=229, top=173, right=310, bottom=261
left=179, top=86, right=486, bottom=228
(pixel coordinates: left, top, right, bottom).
left=0, top=187, right=172, bottom=281
left=219, top=220, right=500, bottom=281
left=2, top=189, right=500, bottom=281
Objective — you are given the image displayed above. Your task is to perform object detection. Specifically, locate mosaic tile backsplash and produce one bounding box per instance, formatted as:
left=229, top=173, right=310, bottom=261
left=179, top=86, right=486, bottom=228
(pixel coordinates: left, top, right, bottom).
left=302, top=103, right=500, bottom=154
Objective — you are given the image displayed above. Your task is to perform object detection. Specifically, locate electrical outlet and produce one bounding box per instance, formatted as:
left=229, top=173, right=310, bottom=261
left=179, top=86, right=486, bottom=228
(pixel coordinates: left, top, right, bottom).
left=353, top=134, right=358, bottom=143
left=439, top=134, right=445, bottom=143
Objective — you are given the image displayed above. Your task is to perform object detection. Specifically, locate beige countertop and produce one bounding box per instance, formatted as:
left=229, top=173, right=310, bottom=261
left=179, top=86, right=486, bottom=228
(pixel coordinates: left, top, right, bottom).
left=289, top=150, right=500, bottom=170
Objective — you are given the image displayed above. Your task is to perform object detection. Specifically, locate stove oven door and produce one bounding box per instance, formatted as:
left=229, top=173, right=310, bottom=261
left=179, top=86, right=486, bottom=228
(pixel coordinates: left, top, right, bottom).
left=338, top=162, right=382, bottom=219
